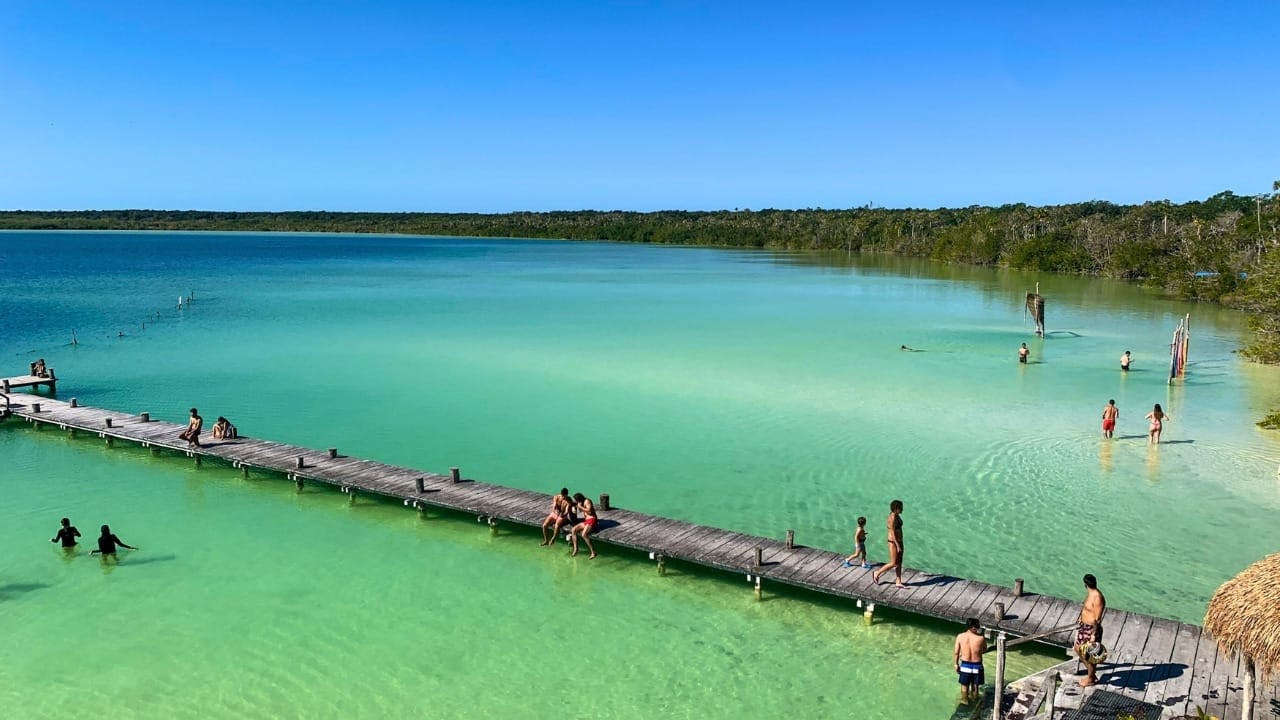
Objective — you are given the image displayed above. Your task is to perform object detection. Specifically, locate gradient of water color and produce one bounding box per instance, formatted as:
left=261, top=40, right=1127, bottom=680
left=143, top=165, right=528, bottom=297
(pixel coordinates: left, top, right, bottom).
left=1, top=231, right=1277, bottom=719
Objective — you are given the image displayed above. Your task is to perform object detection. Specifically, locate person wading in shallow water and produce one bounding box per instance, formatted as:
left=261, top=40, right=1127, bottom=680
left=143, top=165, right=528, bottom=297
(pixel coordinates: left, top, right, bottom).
left=1101, top=399, right=1119, bottom=439
left=89, top=525, right=137, bottom=560
left=954, top=617, right=988, bottom=701
left=50, top=517, right=81, bottom=548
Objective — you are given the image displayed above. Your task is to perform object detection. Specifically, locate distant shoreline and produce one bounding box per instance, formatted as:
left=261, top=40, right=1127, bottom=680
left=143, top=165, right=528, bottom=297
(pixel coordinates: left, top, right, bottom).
left=4, top=195, right=1278, bottom=373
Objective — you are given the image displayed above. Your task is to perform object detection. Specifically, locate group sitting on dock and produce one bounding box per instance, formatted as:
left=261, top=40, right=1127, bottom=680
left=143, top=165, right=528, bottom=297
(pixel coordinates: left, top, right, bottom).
left=212, top=416, right=237, bottom=440
left=29, top=358, right=49, bottom=378
left=539, top=489, right=599, bottom=558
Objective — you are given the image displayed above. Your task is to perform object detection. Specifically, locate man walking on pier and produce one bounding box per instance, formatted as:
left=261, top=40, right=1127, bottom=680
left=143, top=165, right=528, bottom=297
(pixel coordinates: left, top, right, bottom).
left=954, top=618, right=987, bottom=701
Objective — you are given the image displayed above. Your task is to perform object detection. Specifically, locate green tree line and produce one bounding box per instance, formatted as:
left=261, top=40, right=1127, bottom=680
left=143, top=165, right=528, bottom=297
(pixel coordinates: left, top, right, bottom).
left=3, top=186, right=1278, bottom=381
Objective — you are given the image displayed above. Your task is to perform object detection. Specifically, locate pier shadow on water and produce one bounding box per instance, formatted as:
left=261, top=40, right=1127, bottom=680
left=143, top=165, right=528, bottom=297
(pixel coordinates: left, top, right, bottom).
left=0, top=582, right=51, bottom=600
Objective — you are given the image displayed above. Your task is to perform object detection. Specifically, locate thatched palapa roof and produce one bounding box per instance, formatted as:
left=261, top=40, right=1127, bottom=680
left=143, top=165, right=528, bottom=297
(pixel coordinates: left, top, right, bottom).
left=1204, top=551, right=1280, bottom=678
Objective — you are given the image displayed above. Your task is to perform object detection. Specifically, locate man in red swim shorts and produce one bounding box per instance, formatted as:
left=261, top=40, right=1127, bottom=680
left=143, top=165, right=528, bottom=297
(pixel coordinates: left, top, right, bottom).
left=1101, top=399, right=1118, bottom=439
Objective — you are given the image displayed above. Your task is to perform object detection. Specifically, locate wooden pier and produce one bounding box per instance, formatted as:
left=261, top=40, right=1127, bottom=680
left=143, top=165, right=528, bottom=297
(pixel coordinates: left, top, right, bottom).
left=2, top=390, right=1275, bottom=719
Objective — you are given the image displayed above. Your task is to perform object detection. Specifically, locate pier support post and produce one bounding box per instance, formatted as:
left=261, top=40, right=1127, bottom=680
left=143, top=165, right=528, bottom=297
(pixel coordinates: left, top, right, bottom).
left=754, top=547, right=763, bottom=569
left=785, top=529, right=795, bottom=549
left=450, top=467, right=461, bottom=483
left=753, top=574, right=762, bottom=601
left=864, top=601, right=875, bottom=624
left=194, top=454, right=201, bottom=467
left=1045, top=671, right=1060, bottom=720
left=348, top=488, right=356, bottom=505
left=656, top=554, right=666, bottom=576
left=415, top=477, right=425, bottom=493
left=1014, top=578, right=1024, bottom=597
left=488, top=517, right=498, bottom=536
left=328, top=448, right=338, bottom=459
left=991, top=632, right=1007, bottom=720
left=242, top=466, right=249, bottom=478
left=149, top=445, right=159, bottom=455
left=69, top=398, right=77, bottom=408
left=105, top=436, right=113, bottom=447
left=1243, top=657, right=1256, bottom=720
left=416, top=501, right=427, bottom=518
left=993, top=602, right=1005, bottom=622
left=599, top=493, right=610, bottom=511
left=295, top=476, right=304, bottom=492
left=139, top=412, right=149, bottom=422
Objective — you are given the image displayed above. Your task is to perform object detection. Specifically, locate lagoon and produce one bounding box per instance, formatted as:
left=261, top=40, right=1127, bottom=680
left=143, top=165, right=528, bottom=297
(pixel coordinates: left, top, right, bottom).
left=1, top=231, right=1277, bottom=719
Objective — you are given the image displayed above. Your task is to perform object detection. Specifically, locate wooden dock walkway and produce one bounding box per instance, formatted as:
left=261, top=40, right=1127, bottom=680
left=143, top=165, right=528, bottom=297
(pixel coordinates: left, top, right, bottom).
left=2, top=390, right=1275, bottom=719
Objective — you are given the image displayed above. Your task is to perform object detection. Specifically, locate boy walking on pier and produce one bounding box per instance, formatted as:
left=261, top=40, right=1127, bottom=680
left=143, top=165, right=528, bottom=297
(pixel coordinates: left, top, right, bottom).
left=841, top=516, right=869, bottom=569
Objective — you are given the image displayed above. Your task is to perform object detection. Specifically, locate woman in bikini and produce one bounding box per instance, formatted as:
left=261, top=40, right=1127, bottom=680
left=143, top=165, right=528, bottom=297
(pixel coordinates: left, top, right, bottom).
left=1145, top=403, right=1168, bottom=444
left=872, top=499, right=905, bottom=588
left=570, top=493, right=598, bottom=559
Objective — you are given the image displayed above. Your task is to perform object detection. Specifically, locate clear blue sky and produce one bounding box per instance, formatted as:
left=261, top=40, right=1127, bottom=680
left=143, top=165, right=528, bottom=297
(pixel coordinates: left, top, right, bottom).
left=2, top=1, right=1276, bottom=212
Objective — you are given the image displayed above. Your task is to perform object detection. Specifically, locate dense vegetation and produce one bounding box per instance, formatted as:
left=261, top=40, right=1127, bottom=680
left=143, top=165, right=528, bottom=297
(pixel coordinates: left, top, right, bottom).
left=3, top=186, right=1278, bottom=369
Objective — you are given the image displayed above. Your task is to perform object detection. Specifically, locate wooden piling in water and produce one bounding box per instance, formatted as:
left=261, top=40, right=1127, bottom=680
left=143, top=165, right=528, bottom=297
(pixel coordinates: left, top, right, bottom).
left=139, top=412, right=149, bottom=422
left=785, top=529, right=795, bottom=549
left=599, top=493, right=610, bottom=511
left=450, top=467, right=461, bottom=483
left=328, top=448, right=338, bottom=459
left=414, top=477, right=425, bottom=493
left=1014, top=578, right=1024, bottom=597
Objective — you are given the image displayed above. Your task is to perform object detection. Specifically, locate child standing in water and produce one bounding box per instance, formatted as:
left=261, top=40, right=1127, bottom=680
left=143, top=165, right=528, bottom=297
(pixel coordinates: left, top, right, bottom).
left=842, top=516, right=870, bottom=569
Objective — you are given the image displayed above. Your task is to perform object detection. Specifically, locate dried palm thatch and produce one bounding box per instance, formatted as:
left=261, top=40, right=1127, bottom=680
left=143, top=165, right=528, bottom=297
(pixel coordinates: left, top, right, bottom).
left=1204, top=551, right=1280, bottom=679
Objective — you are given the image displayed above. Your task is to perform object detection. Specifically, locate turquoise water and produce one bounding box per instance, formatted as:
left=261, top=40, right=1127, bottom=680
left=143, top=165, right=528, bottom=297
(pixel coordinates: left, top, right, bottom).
left=2, top=231, right=1278, bottom=719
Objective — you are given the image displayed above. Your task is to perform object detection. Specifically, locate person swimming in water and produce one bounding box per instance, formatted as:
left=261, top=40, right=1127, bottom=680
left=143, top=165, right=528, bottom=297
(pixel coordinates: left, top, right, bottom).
left=50, top=517, right=81, bottom=548
left=89, top=524, right=137, bottom=558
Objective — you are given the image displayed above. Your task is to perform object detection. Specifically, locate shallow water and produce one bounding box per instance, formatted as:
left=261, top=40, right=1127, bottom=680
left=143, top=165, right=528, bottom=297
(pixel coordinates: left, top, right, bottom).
left=2, top=232, right=1277, bottom=719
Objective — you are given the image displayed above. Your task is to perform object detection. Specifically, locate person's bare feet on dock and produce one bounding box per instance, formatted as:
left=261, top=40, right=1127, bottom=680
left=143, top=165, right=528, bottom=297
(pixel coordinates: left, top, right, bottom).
left=1077, top=677, right=1096, bottom=688
left=589, top=552, right=597, bottom=559
left=894, top=582, right=907, bottom=589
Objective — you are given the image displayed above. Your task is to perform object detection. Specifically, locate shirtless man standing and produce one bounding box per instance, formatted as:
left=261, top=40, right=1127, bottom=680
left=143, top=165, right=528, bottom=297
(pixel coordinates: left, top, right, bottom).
left=1018, top=343, right=1029, bottom=364
left=1101, top=399, right=1119, bottom=439
left=953, top=618, right=988, bottom=701
left=1075, top=574, right=1107, bottom=687
left=540, top=488, right=572, bottom=546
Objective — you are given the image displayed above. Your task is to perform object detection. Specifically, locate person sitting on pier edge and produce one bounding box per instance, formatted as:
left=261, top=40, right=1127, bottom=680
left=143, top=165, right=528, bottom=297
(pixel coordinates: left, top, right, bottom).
left=31, top=358, right=49, bottom=378
left=179, top=407, right=204, bottom=448
left=569, top=493, right=598, bottom=559
left=540, top=488, right=573, bottom=547
left=212, top=416, right=237, bottom=440
left=50, top=517, right=82, bottom=549
left=954, top=617, right=987, bottom=701
left=89, top=524, right=137, bottom=559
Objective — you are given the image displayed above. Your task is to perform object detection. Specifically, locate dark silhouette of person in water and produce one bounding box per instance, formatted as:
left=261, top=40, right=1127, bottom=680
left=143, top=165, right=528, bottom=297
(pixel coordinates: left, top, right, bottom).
left=51, top=517, right=82, bottom=548
left=89, top=525, right=137, bottom=557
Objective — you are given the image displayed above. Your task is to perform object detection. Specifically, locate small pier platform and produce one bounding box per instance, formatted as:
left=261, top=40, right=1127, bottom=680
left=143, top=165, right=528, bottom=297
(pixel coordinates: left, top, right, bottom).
left=2, top=392, right=1274, bottom=719
left=1, top=373, right=57, bottom=394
